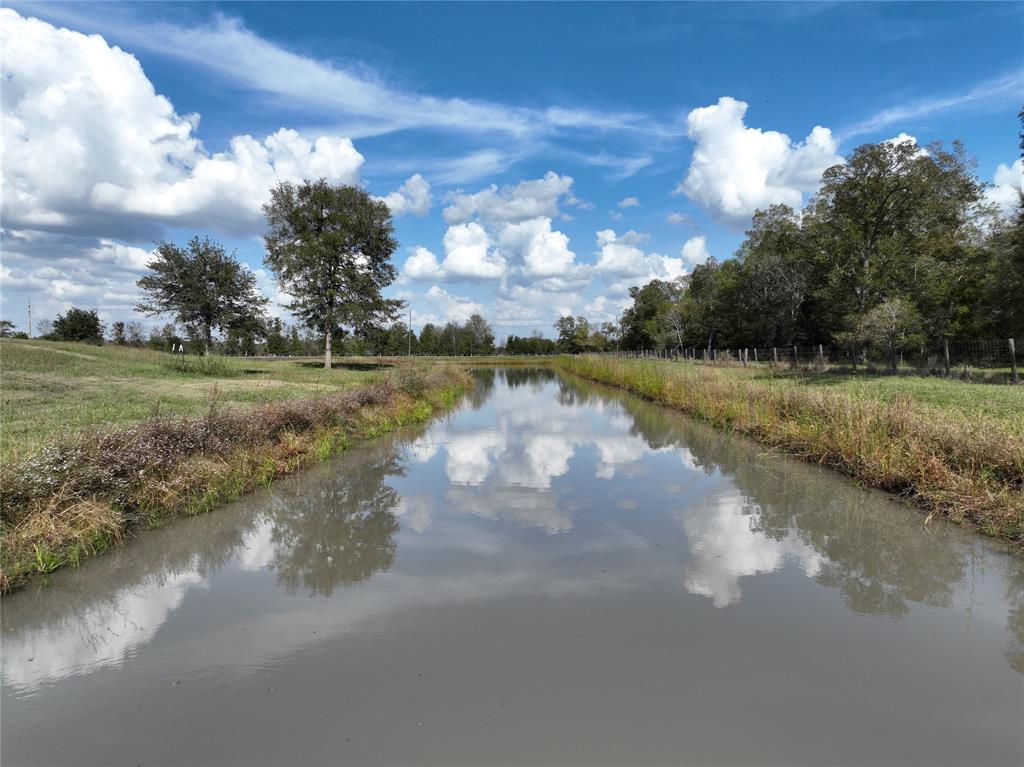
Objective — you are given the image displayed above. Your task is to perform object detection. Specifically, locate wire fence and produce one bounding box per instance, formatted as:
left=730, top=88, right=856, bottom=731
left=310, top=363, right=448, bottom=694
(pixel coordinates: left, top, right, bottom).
left=595, top=337, right=1022, bottom=384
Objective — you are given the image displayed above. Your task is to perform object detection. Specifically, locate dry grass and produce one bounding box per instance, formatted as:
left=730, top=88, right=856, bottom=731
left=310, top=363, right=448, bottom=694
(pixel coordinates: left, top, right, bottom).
left=557, top=356, right=1024, bottom=542
left=0, top=365, right=471, bottom=592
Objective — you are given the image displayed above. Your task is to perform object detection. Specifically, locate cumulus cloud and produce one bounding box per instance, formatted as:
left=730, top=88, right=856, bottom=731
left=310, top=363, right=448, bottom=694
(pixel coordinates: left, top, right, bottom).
left=443, top=172, right=574, bottom=225
left=677, top=96, right=842, bottom=226
left=0, top=10, right=363, bottom=239
left=617, top=196, right=640, bottom=209
left=379, top=174, right=432, bottom=217
left=987, top=159, right=1023, bottom=216
left=680, top=235, right=712, bottom=268
left=401, top=224, right=505, bottom=282
left=496, top=217, right=577, bottom=278
left=593, top=229, right=685, bottom=285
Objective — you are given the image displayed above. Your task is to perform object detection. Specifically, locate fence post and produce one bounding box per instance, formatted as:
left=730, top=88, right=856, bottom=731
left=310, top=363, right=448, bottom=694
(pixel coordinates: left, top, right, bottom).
left=753, top=348, right=758, bottom=364
left=792, top=345, right=798, bottom=369
left=943, top=338, right=951, bottom=376
left=773, top=347, right=778, bottom=367
left=818, top=344, right=824, bottom=365
left=1011, top=338, right=1018, bottom=383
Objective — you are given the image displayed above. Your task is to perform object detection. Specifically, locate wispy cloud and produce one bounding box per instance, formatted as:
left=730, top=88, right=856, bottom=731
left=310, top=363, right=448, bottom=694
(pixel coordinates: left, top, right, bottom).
left=19, top=4, right=654, bottom=141
left=839, top=70, right=1024, bottom=141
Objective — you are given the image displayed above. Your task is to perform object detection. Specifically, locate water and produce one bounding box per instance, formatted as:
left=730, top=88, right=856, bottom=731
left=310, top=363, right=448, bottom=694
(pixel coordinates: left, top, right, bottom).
left=3, top=368, right=1022, bottom=766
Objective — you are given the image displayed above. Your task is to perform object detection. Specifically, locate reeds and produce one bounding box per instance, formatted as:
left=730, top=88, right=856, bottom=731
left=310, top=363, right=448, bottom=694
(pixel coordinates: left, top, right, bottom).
left=557, top=356, right=1024, bottom=542
left=0, top=366, right=471, bottom=592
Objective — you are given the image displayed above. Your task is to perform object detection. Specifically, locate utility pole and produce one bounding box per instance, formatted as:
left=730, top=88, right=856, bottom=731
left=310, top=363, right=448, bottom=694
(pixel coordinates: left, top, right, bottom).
left=27, top=298, right=32, bottom=339
left=408, top=307, right=413, bottom=357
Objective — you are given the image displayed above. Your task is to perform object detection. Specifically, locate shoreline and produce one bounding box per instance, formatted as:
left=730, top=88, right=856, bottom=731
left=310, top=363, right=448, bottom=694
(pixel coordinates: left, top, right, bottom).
left=553, top=355, right=1024, bottom=545
left=0, top=366, right=472, bottom=593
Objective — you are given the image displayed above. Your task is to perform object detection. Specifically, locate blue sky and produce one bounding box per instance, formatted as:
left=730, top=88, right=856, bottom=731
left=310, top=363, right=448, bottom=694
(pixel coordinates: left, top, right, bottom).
left=2, top=2, right=1021, bottom=339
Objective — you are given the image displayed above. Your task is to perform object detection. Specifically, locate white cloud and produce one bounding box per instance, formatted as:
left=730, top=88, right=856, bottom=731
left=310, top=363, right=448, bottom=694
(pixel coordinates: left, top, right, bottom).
left=617, top=196, right=640, bottom=209
left=665, top=212, right=692, bottom=226
left=422, top=285, right=485, bottom=324
left=680, top=235, right=711, bottom=268
left=379, top=174, right=431, bottom=217
left=443, top=172, right=574, bottom=225
left=0, top=10, right=363, bottom=238
left=839, top=70, right=1024, bottom=141
left=496, top=217, right=577, bottom=278
left=987, top=159, right=1023, bottom=216
left=677, top=96, right=842, bottom=226
left=593, top=229, right=685, bottom=284
left=441, top=223, right=505, bottom=280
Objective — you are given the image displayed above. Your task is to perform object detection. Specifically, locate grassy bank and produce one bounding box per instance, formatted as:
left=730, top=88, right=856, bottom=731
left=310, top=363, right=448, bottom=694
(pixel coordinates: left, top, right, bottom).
left=556, top=356, right=1024, bottom=542
left=0, top=355, right=471, bottom=592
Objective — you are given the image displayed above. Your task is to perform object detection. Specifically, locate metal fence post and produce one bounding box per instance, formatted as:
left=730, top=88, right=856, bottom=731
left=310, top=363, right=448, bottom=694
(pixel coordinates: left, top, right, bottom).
left=1011, top=338, right=1018, bottom=383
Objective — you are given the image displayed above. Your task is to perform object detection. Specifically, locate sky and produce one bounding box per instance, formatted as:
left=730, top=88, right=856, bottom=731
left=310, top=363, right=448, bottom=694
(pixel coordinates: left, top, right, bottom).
left=2, top=2, right=1022, bottom=340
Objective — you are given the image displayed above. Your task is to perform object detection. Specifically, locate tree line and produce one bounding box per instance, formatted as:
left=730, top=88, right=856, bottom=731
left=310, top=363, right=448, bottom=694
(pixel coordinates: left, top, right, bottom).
left=8, top=131, right=1021, bottom=365
left=613, top=135, right=1023, bottom=365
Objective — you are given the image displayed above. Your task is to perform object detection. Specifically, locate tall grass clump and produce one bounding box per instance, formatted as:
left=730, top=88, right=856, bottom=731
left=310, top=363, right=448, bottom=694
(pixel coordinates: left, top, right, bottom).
left=557, top=356, right=1024, bottom=542
left=0, top=365, right=472, bottom=592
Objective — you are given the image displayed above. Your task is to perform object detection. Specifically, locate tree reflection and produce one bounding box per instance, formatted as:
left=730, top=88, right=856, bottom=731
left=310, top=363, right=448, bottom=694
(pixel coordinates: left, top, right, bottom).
left=267, top=441, right=404, bottom=597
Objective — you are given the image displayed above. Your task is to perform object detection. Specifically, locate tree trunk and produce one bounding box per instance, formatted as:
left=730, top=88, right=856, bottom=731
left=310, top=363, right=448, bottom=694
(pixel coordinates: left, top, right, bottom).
left=324, top=331, right=332, bottom=370
left=204, top=325, right=212, bottom=356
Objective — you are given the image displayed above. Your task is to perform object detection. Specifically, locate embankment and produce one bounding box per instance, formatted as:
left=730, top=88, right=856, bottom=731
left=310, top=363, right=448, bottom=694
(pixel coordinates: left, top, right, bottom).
left=0, top=366, right=471, bottom=592
left=555, top=356, right=1024, bottom=543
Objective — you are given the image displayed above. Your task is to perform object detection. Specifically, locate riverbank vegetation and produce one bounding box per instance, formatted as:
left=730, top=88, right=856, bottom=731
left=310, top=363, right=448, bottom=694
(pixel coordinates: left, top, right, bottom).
left=0, top=353, right=471, bottom=592
left=556, top=355, right=1024, bottom=543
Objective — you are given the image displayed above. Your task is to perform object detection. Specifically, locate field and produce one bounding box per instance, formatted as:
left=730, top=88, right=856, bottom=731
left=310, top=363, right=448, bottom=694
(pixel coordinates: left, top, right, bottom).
left=0, top=340, right=386, bottom=462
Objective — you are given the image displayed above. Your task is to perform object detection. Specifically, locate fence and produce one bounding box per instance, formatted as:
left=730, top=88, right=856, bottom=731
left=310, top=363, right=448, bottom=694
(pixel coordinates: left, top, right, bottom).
left=595, top=337, right=1021, bottom=384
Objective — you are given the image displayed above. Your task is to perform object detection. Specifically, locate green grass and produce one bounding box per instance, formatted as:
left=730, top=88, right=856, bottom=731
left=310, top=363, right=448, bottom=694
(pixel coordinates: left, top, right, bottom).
left=699, top=363, right=1024, bottom=433
left=0, top=339, right=382, bottom=462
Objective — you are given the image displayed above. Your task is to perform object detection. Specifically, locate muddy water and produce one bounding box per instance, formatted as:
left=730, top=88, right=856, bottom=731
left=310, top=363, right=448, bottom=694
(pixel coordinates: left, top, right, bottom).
left=3, top=369, right=1022, bottom=766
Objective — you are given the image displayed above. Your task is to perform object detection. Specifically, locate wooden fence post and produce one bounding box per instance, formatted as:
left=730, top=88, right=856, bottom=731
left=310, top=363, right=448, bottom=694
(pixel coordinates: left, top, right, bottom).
left=773, top=347, right=778, bottom=367
left=753, top=348, right=758, bottom=364
left=818, top=344, right=824, bottom=365
left=1011, top=338, right=1018, bottom=383
left=943, top=338, right=951, bottom=376
left=792, top=345, right=798, bottom=369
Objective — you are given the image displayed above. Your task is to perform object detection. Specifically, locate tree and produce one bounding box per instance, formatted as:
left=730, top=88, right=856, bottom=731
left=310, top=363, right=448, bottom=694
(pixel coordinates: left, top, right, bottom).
left=0, top=320, right=16, bottom=337
left=125, top=322, right=146, bottom=346
left=554, top=315, right=591, bottom=353
left=846, top=297, right=924, bottom=371
left=465, top=314, right=495, bottom=355
left=263, top=179, right=402, bottom=369
left=111, top=321, right=127, bottom=345
left=52, top=308, right=104, bottom=344
left=137, top=236, right=267, bottom=355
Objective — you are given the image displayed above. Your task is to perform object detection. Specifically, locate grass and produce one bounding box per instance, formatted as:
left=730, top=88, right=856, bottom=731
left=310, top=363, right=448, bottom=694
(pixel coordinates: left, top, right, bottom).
left=555, top=355, right=1024, bottom=543
left=0, top=340, right=472, bottom=592
left=0, top=339, right=383, bottom=462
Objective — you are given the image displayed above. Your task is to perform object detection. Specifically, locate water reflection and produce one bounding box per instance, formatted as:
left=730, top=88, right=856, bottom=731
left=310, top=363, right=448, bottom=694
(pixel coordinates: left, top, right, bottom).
left=3, top=367, right=1022, bottom=707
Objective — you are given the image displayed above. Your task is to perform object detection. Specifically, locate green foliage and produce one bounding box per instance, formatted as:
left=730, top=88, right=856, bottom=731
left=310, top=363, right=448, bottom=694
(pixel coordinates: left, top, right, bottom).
left=263, top=179, right=403, bottom=368
left=137, top=236, right=267, bottom=354
left=51, top=307, right=105, bottom=344
left=614, top=137, right=1019, bottom=352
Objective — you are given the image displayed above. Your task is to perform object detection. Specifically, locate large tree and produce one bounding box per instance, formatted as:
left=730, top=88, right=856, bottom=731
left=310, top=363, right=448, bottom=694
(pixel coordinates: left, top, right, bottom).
left=137, top=236, right=266, bottom=354
left=51, top=307, right=104, bottom=344
left=263, top=179, right=402, bottom=369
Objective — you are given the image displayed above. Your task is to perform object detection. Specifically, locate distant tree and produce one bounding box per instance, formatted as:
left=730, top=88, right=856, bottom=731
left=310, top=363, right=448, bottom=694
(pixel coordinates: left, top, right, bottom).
left=264, top=318, right=290, bottom=356
left=554, top=315, right=592, bottom=353
left=35, top=319, right=53, bottom=338
left=0, top=320, right=16, bottom=337
left=465, top=314, right=495, bottom=355
left=111, top=321, right=127, bottom=345
left=419, top=323, right=441, bottom=355
left=125, top=321, right=146, bottom=346
left=137, top=236, right=267, bottom=355
left=52, top=308, right=104, bottom=344
left=263, top=179, right=402, bottom=369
